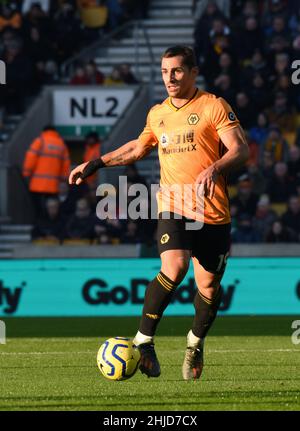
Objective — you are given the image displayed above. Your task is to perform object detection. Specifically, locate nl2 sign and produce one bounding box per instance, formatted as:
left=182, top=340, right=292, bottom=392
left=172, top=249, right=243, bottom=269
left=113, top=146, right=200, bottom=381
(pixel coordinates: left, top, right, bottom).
left=53, top=88, right=136, bottom=127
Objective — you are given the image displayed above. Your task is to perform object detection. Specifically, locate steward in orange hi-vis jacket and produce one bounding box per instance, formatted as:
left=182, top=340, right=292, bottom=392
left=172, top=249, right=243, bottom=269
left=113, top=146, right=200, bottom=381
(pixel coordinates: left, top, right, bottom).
left=23, top=127, right=70, bottom=194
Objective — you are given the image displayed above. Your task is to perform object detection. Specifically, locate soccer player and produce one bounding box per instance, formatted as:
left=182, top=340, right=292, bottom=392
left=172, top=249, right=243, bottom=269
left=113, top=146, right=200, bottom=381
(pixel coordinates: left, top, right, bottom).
left=69, top=46, right=249, bottom=380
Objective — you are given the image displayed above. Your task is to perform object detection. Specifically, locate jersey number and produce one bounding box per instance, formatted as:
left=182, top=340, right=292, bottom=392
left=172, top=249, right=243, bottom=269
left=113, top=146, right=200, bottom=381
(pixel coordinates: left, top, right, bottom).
left=216, top=252, right=229, bottom=272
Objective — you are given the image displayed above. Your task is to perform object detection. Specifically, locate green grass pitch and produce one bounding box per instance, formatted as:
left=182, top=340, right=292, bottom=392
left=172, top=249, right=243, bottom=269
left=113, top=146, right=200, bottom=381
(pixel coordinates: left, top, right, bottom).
left=0, top=316, right=299, bottom=411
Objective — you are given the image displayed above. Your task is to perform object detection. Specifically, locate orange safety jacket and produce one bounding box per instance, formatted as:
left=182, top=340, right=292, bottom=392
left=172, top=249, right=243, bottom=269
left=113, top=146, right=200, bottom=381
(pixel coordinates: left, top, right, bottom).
left=23, top=130, right=70, bottom=194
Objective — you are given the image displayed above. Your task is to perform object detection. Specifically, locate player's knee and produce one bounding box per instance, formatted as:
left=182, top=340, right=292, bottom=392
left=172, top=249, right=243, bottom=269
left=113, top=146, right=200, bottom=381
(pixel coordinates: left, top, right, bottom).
left=197, top=274, right=222, bottom=292
left=162, top=257, right=189, bottom=284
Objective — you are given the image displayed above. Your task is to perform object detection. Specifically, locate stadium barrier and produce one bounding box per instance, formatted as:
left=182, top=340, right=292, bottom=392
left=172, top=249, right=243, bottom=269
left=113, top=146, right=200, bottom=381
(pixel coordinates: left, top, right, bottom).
left=0, top=257, right=299, bottom=316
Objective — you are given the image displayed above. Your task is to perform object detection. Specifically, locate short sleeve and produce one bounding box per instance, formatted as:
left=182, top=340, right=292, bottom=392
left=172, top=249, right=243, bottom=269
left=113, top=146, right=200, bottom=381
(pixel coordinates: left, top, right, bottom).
left=138, top=110, right=159, bottom=147
left=210, top=97, right=240, bottom=135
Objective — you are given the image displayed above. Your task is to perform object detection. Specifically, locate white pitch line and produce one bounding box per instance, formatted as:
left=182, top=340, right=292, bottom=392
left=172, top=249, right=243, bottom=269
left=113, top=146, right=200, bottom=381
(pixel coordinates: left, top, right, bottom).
left=209, top=348, right=300, bottom=353
left=0, top=351, right=93, bottom=355
left=0, top=348, right=299, bottom=356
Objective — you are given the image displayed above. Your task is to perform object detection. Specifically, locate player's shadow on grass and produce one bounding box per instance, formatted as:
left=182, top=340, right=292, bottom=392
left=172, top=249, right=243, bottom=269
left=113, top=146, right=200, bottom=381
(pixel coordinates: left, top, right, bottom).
left=2, top=316, right=297, bottom=337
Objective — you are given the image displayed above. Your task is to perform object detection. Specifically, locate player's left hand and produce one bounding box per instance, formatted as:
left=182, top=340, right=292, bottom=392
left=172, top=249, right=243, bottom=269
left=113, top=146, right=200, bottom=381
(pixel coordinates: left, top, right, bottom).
left=195, top=165, right=219, bottom=199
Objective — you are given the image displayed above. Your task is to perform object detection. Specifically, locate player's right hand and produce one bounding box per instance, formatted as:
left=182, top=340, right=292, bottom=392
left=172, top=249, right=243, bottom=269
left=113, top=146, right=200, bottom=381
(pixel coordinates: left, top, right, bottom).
left=68, top=162, right=89, bottom=185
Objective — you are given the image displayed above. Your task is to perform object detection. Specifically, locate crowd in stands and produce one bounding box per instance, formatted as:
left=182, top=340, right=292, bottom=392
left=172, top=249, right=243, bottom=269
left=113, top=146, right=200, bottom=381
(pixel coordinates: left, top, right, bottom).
left=0, top=0, right=145, bottom=115
left=10, top=0, right=300, bottom=245
left=23, top=126, right=155, bottom=245
left=193, top=0, right=300, bottom=243
left=69, top=61, right=138, bottom=85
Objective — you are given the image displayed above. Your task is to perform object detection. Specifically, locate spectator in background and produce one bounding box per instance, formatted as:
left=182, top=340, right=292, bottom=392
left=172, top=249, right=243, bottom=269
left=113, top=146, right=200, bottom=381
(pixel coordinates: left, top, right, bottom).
left=121, top=220, right=142, bottom=244
left=203, top=17, right=233, bottom=78
left=22, top=125, right=70, bottom=219
left=84, top=60, right=105, bottom=84
left=195, top=0, right=227, bottom=21
left=83, top=131, right=102, bottom=187
left=248, top=73, right=270, bottom=112
left=267, top=35, right=290, bottom=59
left=231, top=213, right=261, bottom=243
left=230, top=175, right=259, bottom=218
left=247, top=163, right=266, bottom=195
left=58, top=182, right=78, bottom=220
left=272, top=52, right=290, bottom=79
left=94, top=200, right=124, bottom=244
left=249, top=112, right=269, bottom=147
left=287, top=145, right=300, bottom=181
left=212, top=73, right=236, bottom=107
left=267, top=161, right=296, bottom=203
left=121, top=0, right=150, bottom=21
left=104, top=66, right=124, bottom=85
left=124, top=163, right=148, bottom=187
left=268, top=92, right=296, bottom=133
left=194, top=1, right=225, bottom=61
left=245, top=134, right=259, bottom=168
left=22, top=2, right=51, bottom=40
left=36, top=59, right=60, bottom=86
left=265, top=219, right=296, bottom=243
left=240, top=49, right=270, bottom=87
left=25, top=25, right=54, bottom=92
left=106, top=0, right=124, bottom=30
left=230, top=203, right=238, bottom=236
left=252, top=194, right=277, bottom=240
left=0, top=4, right=22, bottom=33
left=295, top=177, right=300, bottom=200
left=266, top=15, right=290, bottom=48
left=65, top=198, right=95, bottom=241
left=32, top=197, right=65, bottom=242
left=2, top=38, right=33, bottom=113
left=214, top=51, right=238, bottom=87
left=52, top=2, right=82, bottom=63
left=25, top=25, right=52, bottom=64
left=70, top=62, right=89, bottom=85
left=281, top=196, right=300, bottom=241
left=262, top=125, right=289, bottom=163
left=235, top=92, right=257, bottom=129
left=235, top=15, right=264, bottom=61
left=118, top=63, right=139, bottom=84
left=260, top=150, right=275, bottom=190
left=232, top=0, right=259, bottom=32
left=263, top=0, right=288, bottom=27
left=274, top=73, right=295, bottom=108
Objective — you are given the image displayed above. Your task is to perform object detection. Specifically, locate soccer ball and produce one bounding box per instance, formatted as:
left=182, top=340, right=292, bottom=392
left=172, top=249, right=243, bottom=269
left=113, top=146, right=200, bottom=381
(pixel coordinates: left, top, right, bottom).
left=97, top=337, right=141, bottom=381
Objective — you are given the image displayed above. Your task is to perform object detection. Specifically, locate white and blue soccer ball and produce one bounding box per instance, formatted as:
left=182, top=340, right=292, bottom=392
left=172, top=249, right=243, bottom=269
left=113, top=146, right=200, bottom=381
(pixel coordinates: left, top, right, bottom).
left=97, top=337, right=141, bottom=381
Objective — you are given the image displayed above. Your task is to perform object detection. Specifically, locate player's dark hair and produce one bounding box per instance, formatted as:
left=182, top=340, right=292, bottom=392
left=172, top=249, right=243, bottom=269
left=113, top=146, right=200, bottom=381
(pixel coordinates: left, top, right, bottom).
left=162, top=45, right=197, bottom=70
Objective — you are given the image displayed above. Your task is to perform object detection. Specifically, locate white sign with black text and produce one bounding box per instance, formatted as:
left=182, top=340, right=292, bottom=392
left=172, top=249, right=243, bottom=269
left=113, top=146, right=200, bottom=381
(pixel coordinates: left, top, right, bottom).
left=53, top=88, right=136, bottom=126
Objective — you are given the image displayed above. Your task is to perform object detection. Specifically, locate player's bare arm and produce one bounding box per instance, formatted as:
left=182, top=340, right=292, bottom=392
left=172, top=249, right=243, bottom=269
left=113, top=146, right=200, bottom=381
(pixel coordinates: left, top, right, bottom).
left=196, top=125, right=249, bottom=198
left=68, top=139, right=152, bottom=186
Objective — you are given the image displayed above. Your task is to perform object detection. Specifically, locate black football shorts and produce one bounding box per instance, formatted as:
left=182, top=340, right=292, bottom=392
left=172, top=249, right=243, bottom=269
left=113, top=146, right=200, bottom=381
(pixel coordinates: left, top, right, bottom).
left=157, top=212, right=231, bottom=274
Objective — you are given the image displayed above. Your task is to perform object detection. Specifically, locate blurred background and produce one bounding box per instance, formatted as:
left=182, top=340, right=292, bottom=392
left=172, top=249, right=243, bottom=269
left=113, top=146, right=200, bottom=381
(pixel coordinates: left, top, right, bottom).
left=0, top=0, right=299, bottom=318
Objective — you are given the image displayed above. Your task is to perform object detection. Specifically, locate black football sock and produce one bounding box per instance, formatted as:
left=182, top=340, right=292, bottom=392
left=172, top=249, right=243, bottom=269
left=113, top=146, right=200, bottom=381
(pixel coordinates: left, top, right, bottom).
left=138, top=272, right=179, bottom=337
left=192, top=287, right=222, bottom=339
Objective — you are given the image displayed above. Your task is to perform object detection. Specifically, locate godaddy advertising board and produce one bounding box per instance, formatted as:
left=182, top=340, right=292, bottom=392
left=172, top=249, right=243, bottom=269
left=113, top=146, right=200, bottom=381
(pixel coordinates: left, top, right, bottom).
left=0, top=258, right=299, bottom=316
